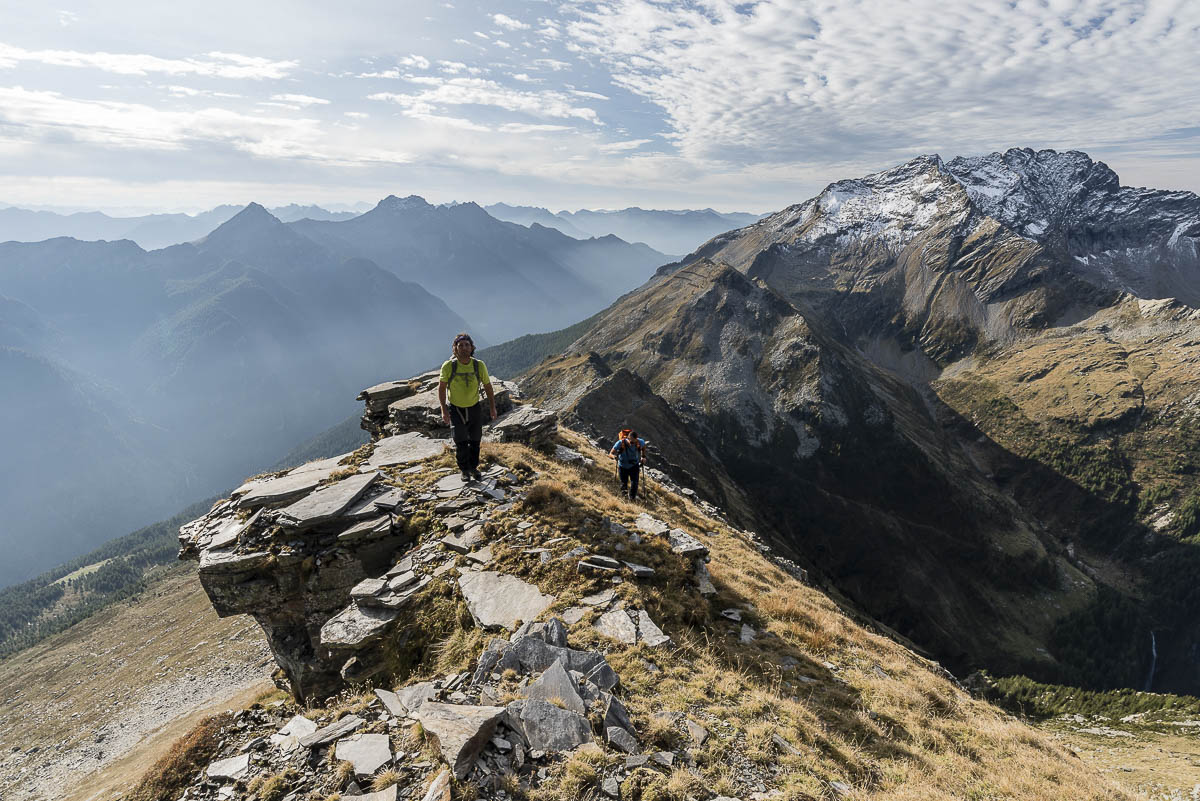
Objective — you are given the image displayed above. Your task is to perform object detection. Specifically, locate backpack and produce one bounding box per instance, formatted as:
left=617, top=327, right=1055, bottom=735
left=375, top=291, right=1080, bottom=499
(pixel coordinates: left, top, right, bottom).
left=614, top=429, right=645, bottom=465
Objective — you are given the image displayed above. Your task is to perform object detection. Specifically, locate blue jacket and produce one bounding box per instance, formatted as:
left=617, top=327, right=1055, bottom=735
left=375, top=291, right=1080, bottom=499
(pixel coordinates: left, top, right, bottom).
left=610, top=437, right=645, bottom=468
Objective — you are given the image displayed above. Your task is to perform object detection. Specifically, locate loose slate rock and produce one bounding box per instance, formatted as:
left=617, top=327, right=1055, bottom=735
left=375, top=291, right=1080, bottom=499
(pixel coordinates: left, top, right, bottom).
left=686, top=719, right=709, bottom=746
left=271, top=714, right=317, bottom=753
left=634, top=514, right=670, bottom=535
left=606, top=726, right=639, bottom=754
left=416, top=703, right=506, bottom=779
left=235, top=467, right=338, bottom=508
left=396, top=681, right=439, bottom=714
left=667, top=528, right=708, bottom=559
left=300, top=714, right=364, bottom=748
left=279, top=472, right=380, bottom=527
left=458, top=571, right=555, bottom=630
left=441, top=526, right=484, bottom=554
left=206, top=753, right=250, bottom=780
left=637, top=610, right=672, bottom=647
left=336, top=733, right=392, bottom=779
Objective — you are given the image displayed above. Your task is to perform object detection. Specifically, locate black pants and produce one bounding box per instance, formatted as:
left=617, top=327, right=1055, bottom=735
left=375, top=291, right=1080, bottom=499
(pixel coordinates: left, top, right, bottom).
left=450, top=402, right=484, bottom=473
left=618, top=464, right=641, bottom=499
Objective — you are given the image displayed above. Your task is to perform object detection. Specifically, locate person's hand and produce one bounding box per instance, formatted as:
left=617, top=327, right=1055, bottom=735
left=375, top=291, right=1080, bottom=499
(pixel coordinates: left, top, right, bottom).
left=441, top=408, right=450, bottom=425
left=489, top=405, right=497, bottom=420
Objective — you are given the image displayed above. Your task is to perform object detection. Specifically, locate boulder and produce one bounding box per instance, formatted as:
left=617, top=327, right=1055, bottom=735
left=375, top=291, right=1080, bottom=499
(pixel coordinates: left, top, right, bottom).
left=490, top=406, right=558, bottom=447
left=458, top=571, right=555, bottom=630
left=415, top=703, right=506, bottom=779
left=519, top=699, right=594, bottom=751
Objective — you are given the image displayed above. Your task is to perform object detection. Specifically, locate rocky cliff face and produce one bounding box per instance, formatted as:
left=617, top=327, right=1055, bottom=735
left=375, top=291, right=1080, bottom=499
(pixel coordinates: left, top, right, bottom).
left=520, top=149, right=1200, bottom=692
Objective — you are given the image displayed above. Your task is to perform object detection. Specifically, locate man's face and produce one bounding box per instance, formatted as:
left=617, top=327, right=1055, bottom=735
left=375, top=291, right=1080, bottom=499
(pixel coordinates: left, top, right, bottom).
left=454, top=339, right=472, bottom=359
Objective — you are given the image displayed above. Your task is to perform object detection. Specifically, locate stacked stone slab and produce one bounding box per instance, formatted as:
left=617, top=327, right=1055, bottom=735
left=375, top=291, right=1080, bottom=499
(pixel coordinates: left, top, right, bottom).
left=357, top=370, right=521, bottom=440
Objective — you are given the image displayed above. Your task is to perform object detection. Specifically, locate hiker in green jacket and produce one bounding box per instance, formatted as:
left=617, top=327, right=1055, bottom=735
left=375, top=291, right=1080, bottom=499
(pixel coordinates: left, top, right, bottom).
left=438, top=333, right=497, bottom=482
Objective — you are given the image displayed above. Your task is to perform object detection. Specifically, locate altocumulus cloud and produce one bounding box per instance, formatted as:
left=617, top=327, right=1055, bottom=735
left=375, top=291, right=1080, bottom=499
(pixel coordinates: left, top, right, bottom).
left=563, top=0, right=1200, bottom=166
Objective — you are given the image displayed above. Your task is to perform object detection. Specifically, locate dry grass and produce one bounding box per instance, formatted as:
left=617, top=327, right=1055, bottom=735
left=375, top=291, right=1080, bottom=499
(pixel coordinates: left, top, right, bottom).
left=475, top=431, right=1137, bottom=801
left=371, top=768, right=403, bottom=791
left=124, top=712, right=232, bottom=801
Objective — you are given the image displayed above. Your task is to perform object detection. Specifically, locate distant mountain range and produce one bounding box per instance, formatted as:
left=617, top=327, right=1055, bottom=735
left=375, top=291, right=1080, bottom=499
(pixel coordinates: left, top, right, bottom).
left=0, top=204, right=361, bottom=251
left=0, top=198, right=672, bottom=586
left=485, top=203, right=763, bottom=255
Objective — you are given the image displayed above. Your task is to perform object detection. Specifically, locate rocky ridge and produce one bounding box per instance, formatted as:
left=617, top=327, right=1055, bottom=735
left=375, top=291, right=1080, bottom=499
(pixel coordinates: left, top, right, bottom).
left=162, top=361, right=1141, bottom=801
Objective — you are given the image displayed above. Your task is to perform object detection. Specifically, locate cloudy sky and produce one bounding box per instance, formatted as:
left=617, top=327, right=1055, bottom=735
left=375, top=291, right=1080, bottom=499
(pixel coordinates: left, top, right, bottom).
left=1, top=0, right=1198, bottom=214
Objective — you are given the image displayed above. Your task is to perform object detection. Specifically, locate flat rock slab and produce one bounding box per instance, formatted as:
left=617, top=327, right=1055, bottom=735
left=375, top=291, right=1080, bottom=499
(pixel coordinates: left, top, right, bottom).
left=561, top=606, right=589, bottom=625
left=338, top=516, right=391, bottom=542
left=279, top=471, right=379, bottom=527
left=436, top=473, right=469, bottom=492
left=519, top=699, right=593, bottom=752
left=637, top=610, right=672, bottom=647
left=624, top=561, right=655, bottom=578
left=368, top=432, right=446, bottom=468
left=335, top=733, right=392, bottom=779
left=458, top=571, right=555, bottom=630
left=236, top=463, right=342, bottom=507
left=207, top=753, right=250, bottom=780
left=300, top=714, right=364, bottom=748
left=207, top=509, right=261, bottom=550
left=594, top=610, right=639, bottom=645
left=320, top=604, right=400, bottom=649
left=416, top=703, right=506, bottom=779
left=466, top=545, right=494, bottom=565
left=635, top=514, right=670, bottom=535
left=580, top=589, right=617, bottom=607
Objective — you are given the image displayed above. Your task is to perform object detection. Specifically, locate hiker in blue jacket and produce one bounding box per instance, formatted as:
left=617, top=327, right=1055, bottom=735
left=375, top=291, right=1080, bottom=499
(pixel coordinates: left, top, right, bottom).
left=609, top=429, right=647, bottom=500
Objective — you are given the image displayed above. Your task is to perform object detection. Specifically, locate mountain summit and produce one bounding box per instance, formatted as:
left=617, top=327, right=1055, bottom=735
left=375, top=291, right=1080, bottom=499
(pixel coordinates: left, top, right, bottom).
left=517, top=148, right=1200, bottom=695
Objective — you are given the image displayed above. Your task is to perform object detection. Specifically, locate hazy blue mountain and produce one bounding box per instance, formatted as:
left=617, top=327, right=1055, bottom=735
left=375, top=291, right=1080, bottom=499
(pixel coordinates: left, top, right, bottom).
left=483, top=203, right=592, bottom=239
left=0, top=204, right=465, bottom=585
left=485, top=203, right=763, bottom=255
left=290, top=196, right=668, bottom=340
left=0, top=203, right=360, bottom=250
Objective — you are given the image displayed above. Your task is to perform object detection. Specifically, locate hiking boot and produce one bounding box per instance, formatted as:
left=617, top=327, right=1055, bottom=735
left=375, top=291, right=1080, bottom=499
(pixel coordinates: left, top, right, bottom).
left=460, top=471, right=472, bottom=483
left=471, top=468, right=482, bottom=481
